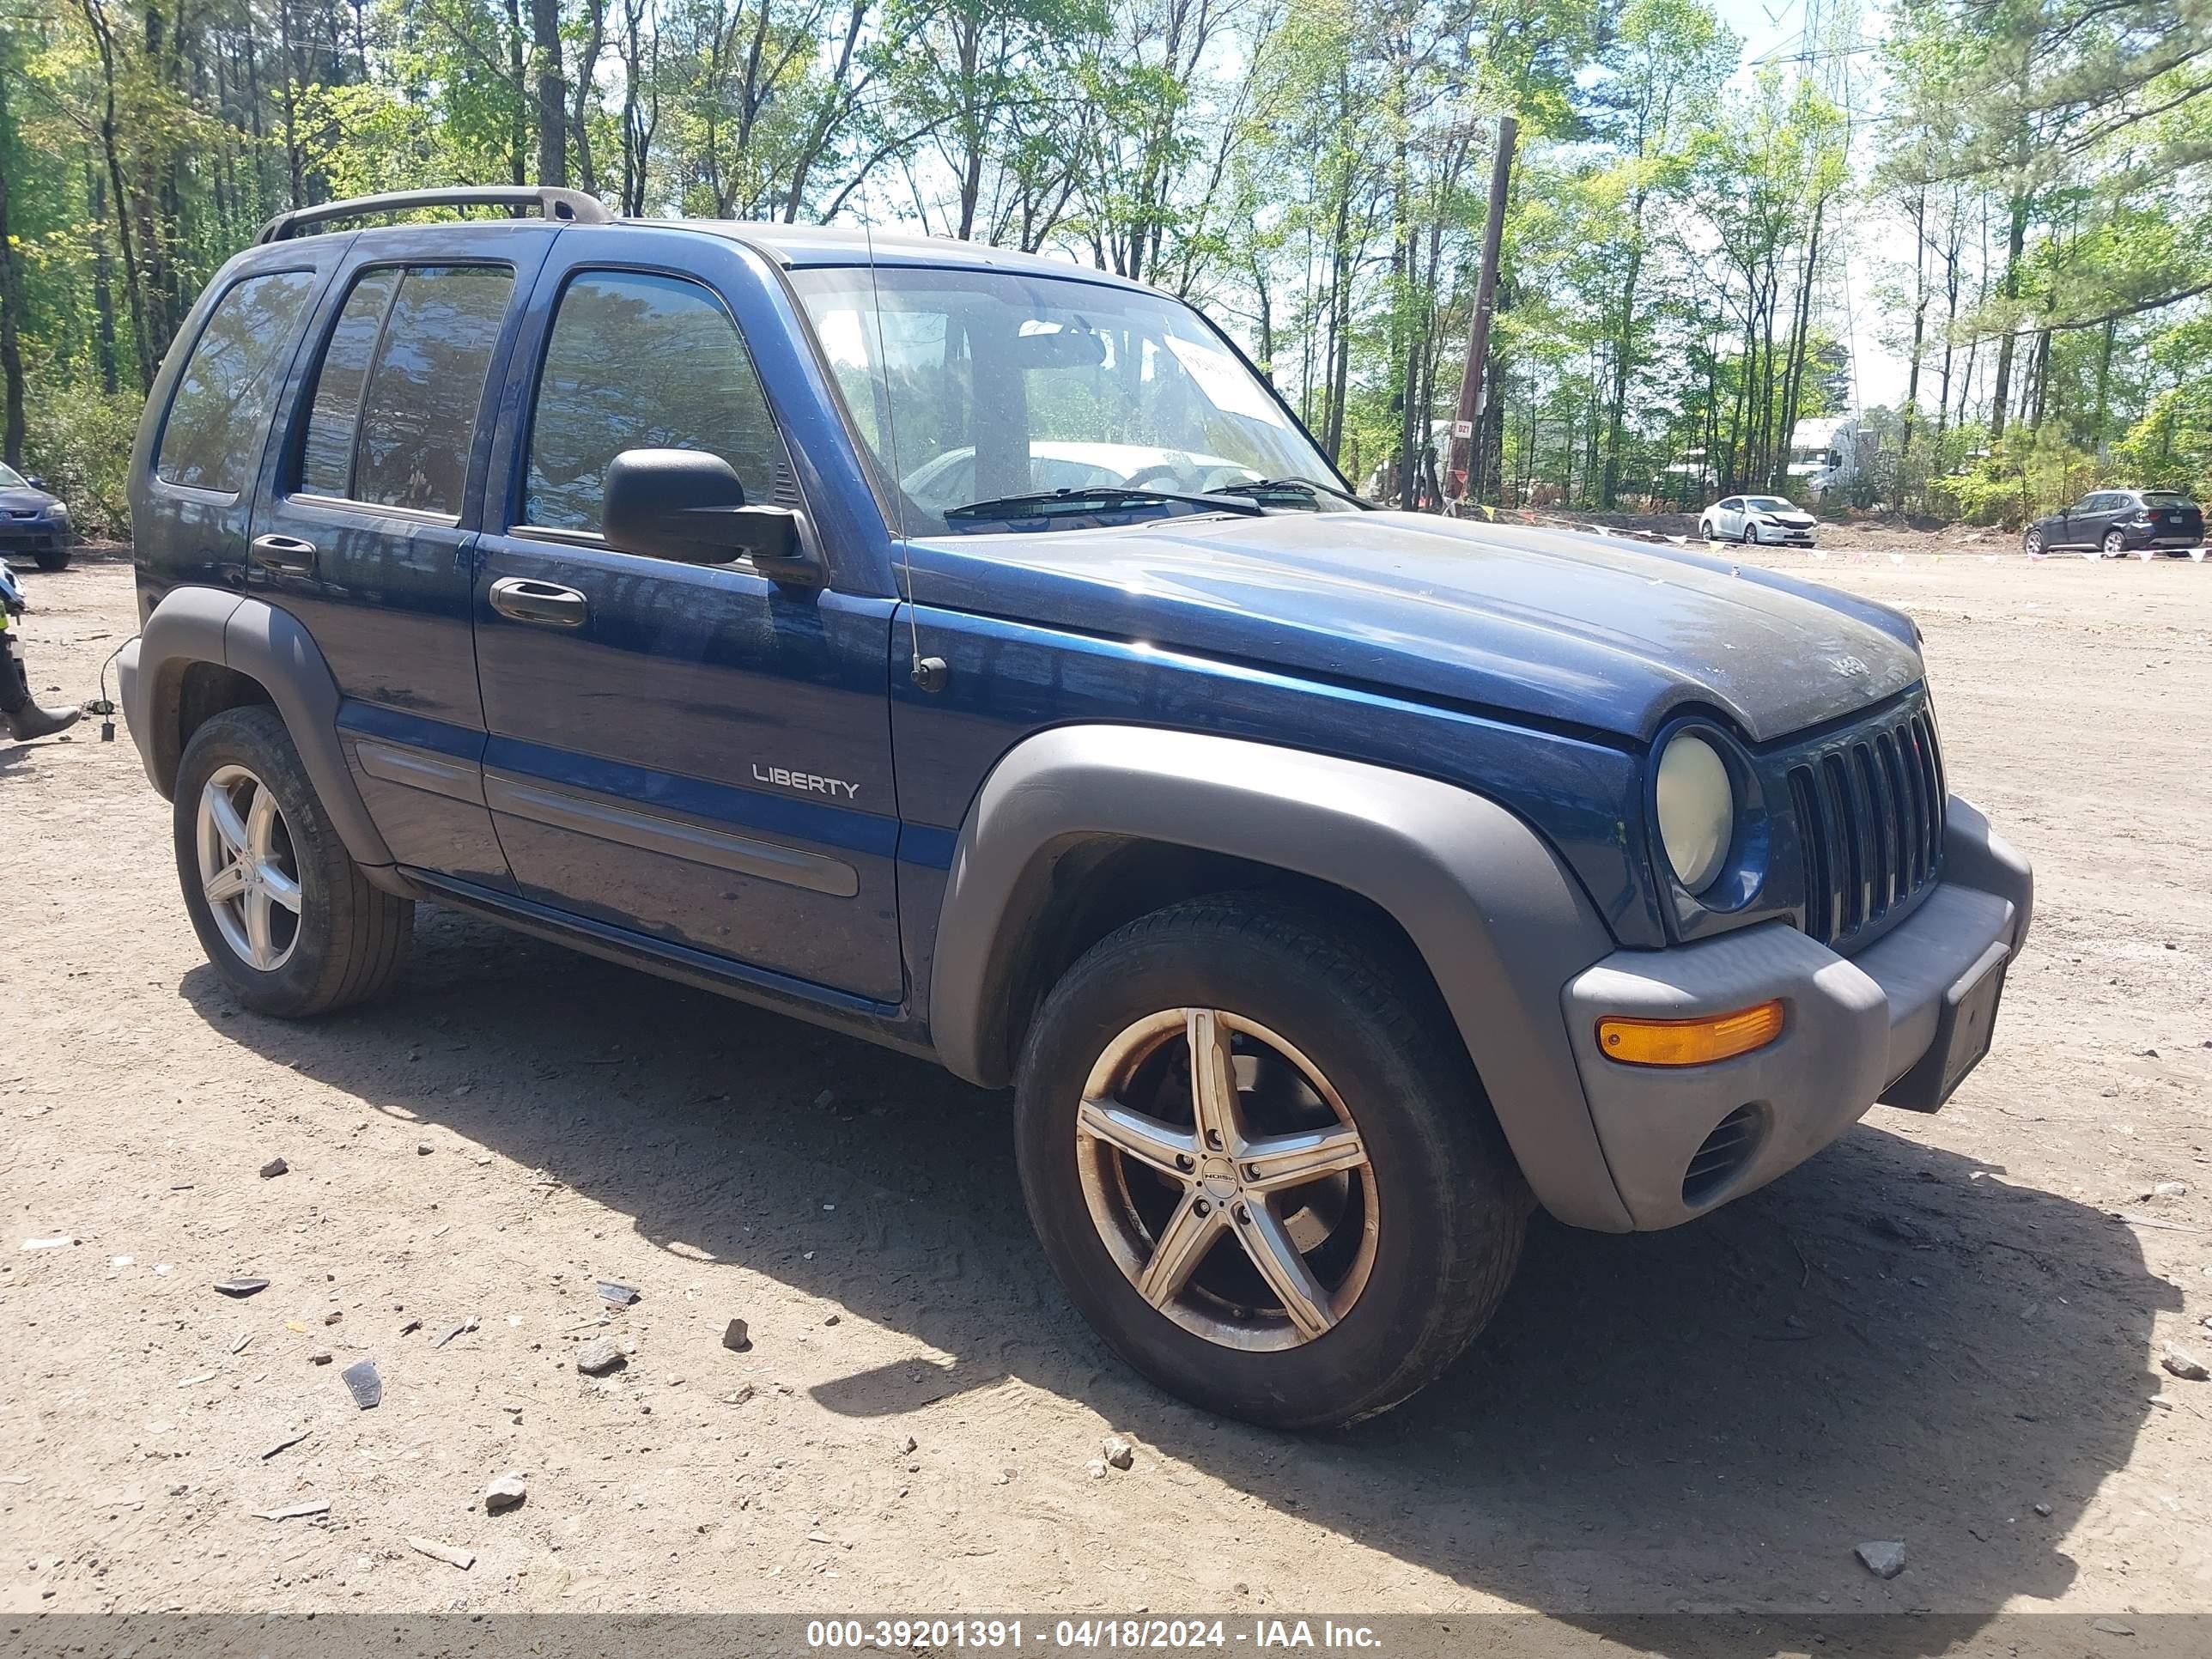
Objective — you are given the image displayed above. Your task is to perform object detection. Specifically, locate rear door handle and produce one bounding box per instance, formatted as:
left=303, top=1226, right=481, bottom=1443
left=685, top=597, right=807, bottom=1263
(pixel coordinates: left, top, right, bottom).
left=489, top=576, right=589, bottom=628
left=251, top=533, right=318, bottom=574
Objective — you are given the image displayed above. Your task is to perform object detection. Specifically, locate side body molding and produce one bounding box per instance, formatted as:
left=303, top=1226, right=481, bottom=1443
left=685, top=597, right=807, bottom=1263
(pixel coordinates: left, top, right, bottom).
left=927, top=725, right=1637, bottom=1232
left=127, top=586, right=396, bottom=871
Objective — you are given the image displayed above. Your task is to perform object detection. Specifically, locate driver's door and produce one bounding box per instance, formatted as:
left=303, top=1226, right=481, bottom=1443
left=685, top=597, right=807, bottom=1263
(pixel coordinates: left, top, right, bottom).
left=469, top=228, right=903, bottom=1004
left=2062, top=494, right=2108, bottom=547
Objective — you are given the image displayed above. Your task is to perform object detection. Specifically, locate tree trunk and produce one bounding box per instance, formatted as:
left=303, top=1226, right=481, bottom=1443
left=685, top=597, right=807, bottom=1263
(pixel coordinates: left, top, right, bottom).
left=1900, top=188, right=1928, bottom=471
left=86, top=164, right=120, bottom=396
left=572, top=0, right=606, bottom=194
left=1774, top=197, right=1826, bottom=493
left=506, top=0, right=529, bottom=187
left=0, top=64, right=27, bottom=469
left=1988, top=189, right=2028, bottom=440
left=532, top=0, right=567, bottom=186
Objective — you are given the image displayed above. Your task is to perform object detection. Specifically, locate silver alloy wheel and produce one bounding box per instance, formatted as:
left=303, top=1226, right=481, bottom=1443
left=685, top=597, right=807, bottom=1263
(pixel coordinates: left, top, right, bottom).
left=2024, top=528, right=2043, bottom=555
left=1074, top=1008, right=1380, bottom=1351
left=2104, top=530, right=2125, bottom=557
left=196, top=763, right=303, bottom=972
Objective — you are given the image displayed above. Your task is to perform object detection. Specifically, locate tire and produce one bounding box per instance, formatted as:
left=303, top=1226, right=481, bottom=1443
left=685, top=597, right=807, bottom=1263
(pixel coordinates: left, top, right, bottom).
left=173, top=704, right=412, bottom=1018
left=33, top=550, right=70, bottom=572
left=1698, top=518, right=1713, bottom=541
left=1014, top=895, right=1528, bottom=1430
left=2103, top=531, right=2126, bottom=558
left=2023, top=527, right=2044, bottom=556
left=1741, top=520, right=1759, bottom=545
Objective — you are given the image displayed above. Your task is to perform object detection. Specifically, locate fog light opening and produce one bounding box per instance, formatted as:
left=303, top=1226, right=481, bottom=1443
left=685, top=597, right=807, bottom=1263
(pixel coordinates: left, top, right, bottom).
left=1682, top=1104, right=1765, bottom=1207
left=1597, top=1000, right=1784, bottom=1067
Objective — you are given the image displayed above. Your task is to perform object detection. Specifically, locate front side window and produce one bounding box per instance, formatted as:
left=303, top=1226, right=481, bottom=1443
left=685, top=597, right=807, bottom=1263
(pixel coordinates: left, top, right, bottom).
left=295, top=264, right=512, bottom=517
left=790, top=265, right=1348, bottom=533
left=157, top=270, right=319, bottom=493
left=523, top=270, right=784, bottom=534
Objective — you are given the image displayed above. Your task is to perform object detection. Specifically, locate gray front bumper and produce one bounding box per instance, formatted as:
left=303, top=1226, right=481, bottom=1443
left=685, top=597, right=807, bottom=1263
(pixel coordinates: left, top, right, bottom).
left=1559, top=796, right=2032, bottom=1230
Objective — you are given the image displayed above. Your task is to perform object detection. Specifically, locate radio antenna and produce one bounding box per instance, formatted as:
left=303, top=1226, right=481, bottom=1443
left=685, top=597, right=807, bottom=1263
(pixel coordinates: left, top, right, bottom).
left=865, top=222, right=945, bottom=692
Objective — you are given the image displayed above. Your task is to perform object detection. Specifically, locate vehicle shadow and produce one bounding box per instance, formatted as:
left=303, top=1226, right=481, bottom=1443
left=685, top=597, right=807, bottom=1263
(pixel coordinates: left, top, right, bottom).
left=181, top=904, right=2172, bottom=1638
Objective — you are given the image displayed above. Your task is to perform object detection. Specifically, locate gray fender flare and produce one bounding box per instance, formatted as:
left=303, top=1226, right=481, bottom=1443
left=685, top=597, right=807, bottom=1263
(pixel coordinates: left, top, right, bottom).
left=927, top=724, right=1636, bottom=1232
left=131, top=586, right=394, bottom=870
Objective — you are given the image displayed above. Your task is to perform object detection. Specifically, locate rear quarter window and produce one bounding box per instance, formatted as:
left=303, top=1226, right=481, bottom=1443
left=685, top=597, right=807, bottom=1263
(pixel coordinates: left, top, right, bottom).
left=155, top=270, right=319, bottom=493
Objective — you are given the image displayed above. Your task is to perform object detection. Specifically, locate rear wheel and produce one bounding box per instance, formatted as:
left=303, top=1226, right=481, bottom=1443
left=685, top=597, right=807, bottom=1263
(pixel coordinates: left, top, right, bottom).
left=174, top=705, right=412, bottom=1017
left=1014, top=896, right=1528, bottom=1429
left=2103, top=530, right=2127, bottom=558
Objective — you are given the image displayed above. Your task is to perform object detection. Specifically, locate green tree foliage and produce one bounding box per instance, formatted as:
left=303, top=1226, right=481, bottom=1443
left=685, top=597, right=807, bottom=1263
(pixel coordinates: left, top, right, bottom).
left=0, top=0, right=2203, bottom=533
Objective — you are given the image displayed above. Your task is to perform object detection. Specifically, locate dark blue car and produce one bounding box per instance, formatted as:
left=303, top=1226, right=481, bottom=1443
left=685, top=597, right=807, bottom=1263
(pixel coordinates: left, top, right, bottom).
left=118, top=188, right=2032, bottom=1427
left=0, top=462, right=73, bottom=570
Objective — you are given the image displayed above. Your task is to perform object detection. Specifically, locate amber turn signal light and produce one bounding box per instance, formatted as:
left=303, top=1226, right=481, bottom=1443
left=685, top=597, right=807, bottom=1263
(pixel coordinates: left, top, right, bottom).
left=1597, top=1000, right=1784, bottom=1066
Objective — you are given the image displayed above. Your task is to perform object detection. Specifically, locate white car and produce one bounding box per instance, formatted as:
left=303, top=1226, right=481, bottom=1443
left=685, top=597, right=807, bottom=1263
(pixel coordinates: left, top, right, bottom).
left=1700, top=495, right=1817, bottom=547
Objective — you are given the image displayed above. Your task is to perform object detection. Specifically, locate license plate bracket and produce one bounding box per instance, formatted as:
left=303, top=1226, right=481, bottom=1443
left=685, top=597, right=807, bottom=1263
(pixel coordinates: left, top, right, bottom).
left=1880, top=940, right=2009, bottom=1113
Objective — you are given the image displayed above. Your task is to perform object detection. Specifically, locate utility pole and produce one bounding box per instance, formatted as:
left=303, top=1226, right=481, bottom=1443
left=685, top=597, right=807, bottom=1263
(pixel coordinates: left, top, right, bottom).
left=1443, top=114, right=1517, bottom=511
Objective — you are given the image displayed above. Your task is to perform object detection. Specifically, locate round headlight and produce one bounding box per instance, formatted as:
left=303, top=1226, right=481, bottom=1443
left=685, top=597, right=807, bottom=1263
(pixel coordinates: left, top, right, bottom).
left=1656, top=732, right=1735, bottom=893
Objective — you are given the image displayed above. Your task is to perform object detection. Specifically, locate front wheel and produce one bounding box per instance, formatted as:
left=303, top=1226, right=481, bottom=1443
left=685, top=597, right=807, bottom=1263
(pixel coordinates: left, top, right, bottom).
left=2023, top=527, right=2044, bottom=556
left=174, top=705, right=413, bottom=1017
left=1741, top=520, right=1759, bottom=545
left=33, top=550, right=70, bottom=572
left=1014, top=896, right=1528, bottom=1430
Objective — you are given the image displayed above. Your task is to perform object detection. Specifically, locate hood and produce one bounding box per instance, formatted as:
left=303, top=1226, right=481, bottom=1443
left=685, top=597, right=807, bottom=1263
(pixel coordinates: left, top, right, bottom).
left=905, top=510, right=1923, bottom=744
left=0, top=487, right=58, bottom=514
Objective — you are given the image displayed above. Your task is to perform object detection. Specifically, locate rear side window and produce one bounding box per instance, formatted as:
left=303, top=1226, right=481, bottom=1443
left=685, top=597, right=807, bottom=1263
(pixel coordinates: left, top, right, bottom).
left=523, top=270, right=783, bottom=534
left=297, top=264, right=512, bottom=517
left=156, top=270, right=319, bottom=493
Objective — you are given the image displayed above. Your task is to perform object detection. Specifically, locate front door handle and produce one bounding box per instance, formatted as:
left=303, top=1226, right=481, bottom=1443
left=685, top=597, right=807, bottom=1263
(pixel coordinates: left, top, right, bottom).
left=251, top=533, right=318, bottom=574
left=490, top=576, right=589, bottom=628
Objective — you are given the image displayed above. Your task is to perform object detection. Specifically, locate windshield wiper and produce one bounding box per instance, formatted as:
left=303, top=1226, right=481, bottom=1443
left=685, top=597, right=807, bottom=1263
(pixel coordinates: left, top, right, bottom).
left=942, top=485, right=1263, bottom=524
left=1205, top=475, right=1369, bottom=507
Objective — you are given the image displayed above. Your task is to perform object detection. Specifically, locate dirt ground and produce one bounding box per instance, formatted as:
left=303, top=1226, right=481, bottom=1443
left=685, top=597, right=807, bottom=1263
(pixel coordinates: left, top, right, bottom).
left=3, top=541, right=2210, bottom=1633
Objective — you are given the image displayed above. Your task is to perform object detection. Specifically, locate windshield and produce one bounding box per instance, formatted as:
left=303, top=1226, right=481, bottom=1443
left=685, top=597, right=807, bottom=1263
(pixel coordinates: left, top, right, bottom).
left=1744, top=495, right=1796, bottom=513
left=0, top=464, right=26, bottom=489
left=789, top=265, right=1350, bottom=533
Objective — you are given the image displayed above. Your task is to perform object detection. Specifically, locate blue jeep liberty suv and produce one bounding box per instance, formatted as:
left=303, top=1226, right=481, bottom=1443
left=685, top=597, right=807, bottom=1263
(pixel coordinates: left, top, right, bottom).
left=118, top=187, right=2033, bottom=1428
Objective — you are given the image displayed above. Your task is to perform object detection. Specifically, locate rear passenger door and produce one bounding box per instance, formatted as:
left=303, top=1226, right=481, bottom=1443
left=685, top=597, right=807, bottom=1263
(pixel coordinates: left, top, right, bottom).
left=471, top=228, right=903, bottom=1004
left=251, top=228, right=558, bottom=888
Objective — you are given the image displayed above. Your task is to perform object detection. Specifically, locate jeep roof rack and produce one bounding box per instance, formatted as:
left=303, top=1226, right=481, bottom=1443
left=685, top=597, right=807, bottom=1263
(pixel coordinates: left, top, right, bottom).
left=255, top=186, right=613, bottom=245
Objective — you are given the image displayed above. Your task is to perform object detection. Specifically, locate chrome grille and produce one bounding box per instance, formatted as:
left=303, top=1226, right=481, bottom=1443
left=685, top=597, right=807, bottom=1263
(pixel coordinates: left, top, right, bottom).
left=1787, top=703, right=1945, bottom=949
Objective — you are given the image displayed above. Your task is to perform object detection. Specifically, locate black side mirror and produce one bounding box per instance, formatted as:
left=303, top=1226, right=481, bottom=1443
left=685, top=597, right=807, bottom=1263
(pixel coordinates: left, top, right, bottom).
left=25, top=477, right=46, bottom=492
left=601, top=448, right=818, bottom=583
